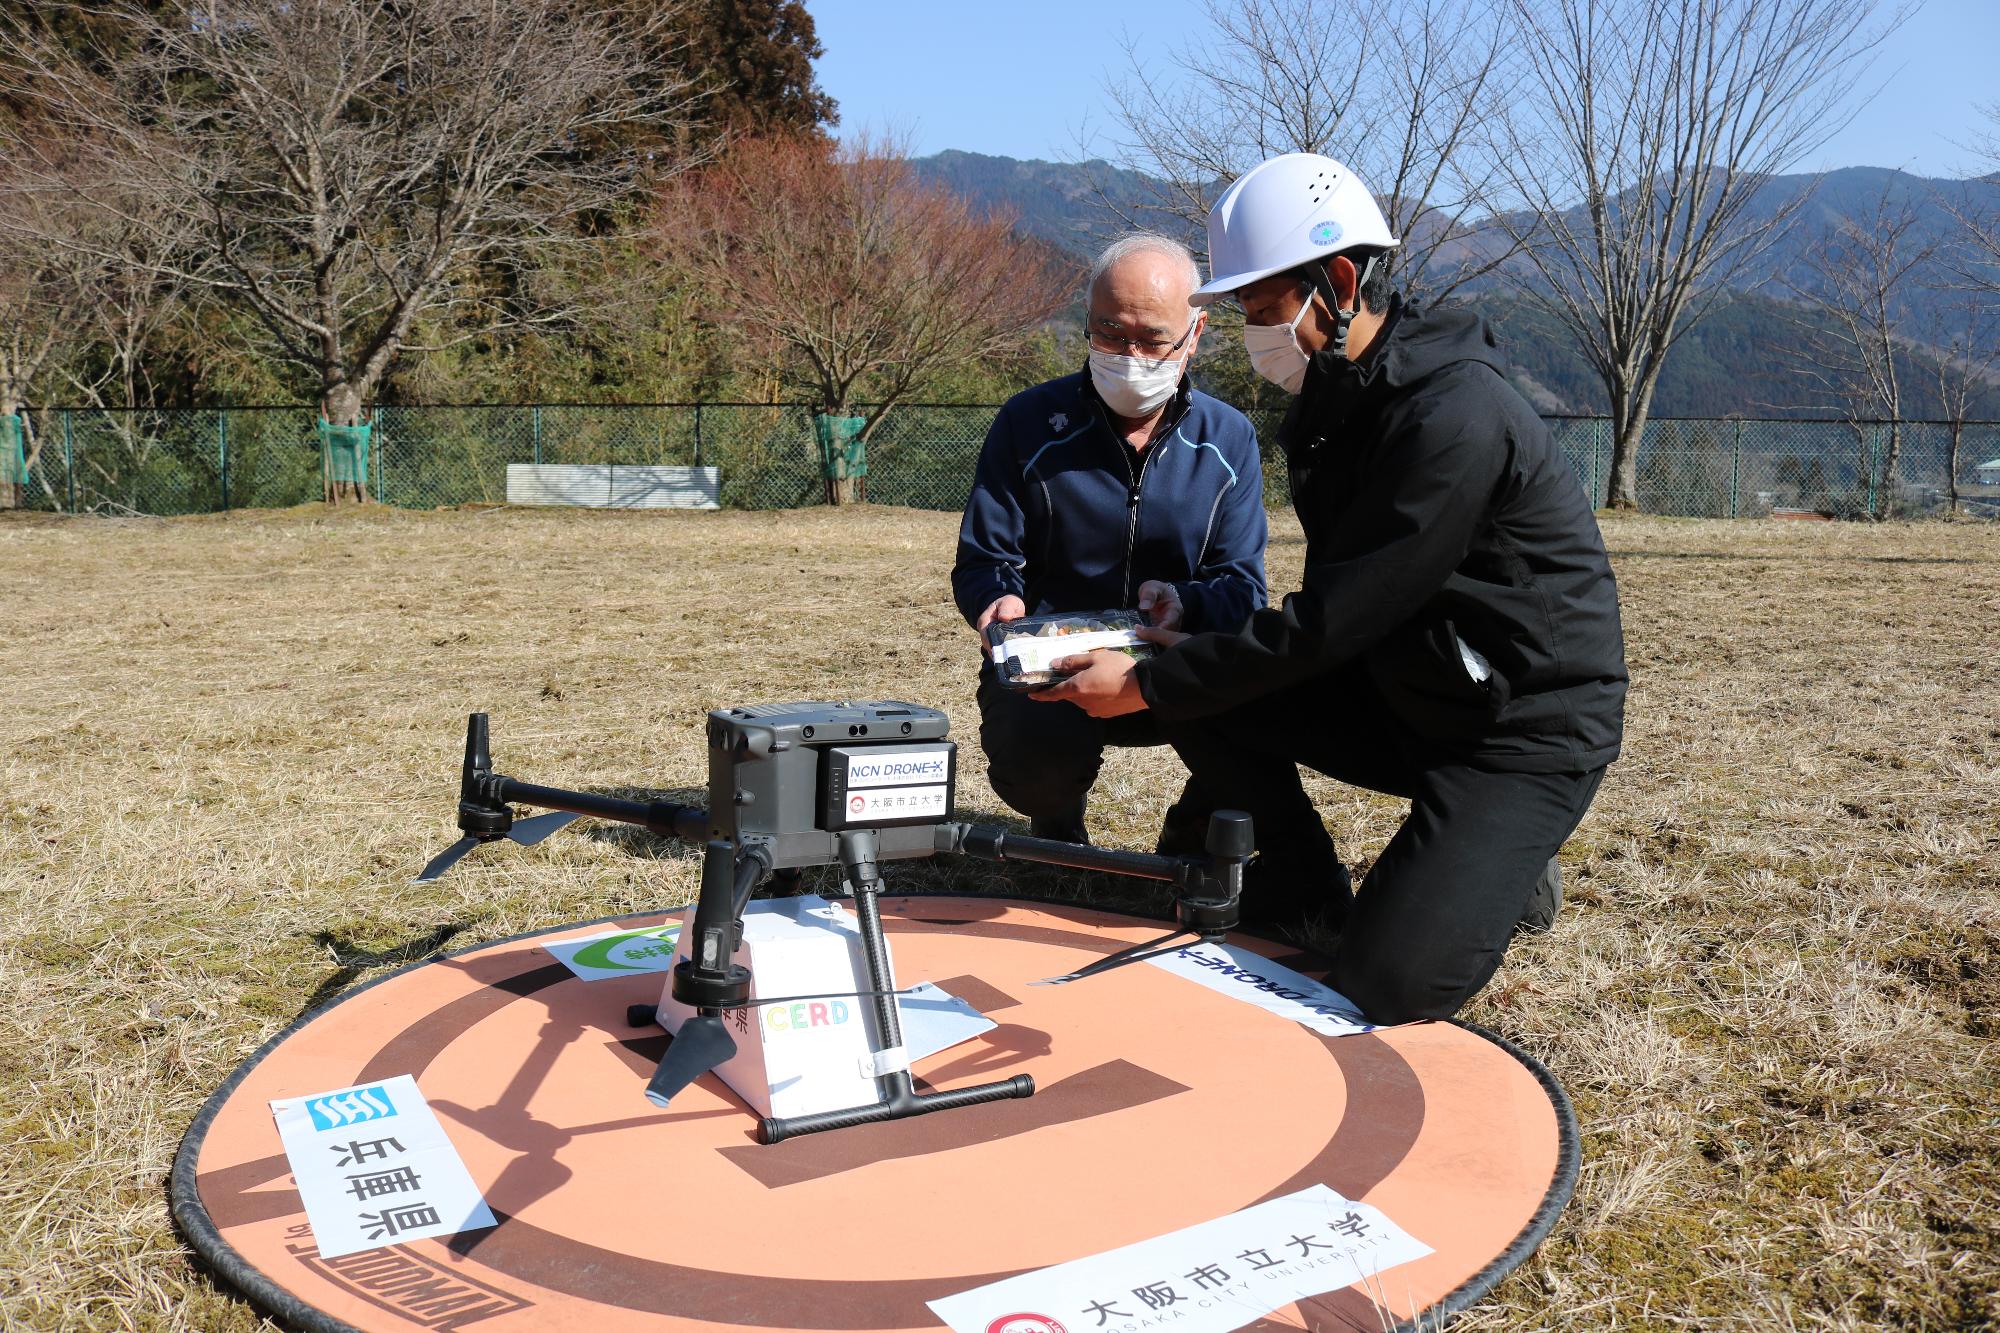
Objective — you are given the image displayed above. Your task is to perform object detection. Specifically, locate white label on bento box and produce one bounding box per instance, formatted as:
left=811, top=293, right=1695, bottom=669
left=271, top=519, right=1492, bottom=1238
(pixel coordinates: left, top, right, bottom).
left=993, top=629, right=1145, bottom=673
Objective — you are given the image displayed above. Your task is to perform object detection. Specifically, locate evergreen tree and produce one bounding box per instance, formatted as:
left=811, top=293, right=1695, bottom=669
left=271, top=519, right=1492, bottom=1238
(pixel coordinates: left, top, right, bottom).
left=680, top=0, right=838, bottom=137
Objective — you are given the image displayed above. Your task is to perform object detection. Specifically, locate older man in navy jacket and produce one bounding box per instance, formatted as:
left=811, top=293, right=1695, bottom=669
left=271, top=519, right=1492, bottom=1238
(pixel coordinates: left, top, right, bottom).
left=952, top=233, right=1267, bottom=846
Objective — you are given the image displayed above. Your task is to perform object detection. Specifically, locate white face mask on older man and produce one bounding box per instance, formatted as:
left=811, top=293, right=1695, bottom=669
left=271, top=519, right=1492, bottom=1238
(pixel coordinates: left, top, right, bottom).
left=1087, top=318, right=1197, bottom=418
left=1088, top=349, right=1187, bottom=417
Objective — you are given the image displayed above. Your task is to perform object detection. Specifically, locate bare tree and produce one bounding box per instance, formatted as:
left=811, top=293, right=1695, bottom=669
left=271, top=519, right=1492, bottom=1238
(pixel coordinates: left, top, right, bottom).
left=1098, top=0, right=1513, bottom=304
left=656, top=135, right=1078, bottom=505
left=1947, top=99, right=2000, bottom=299
left=1487, top=0, right=1898, bottom=509
left=32, top=142, right=203, bottom=508
left=1921, top=285, right=2000, bottom=517
left=0, top=0, right=703, bottom=502
left=1783, top=182, right=1939, bottom=518
left=0, top=152, right=89, bottom=510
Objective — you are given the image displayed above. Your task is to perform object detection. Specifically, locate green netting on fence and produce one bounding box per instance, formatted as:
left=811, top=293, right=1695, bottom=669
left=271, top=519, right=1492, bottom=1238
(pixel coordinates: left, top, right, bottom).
left=814, top=414, right=868, bottom=480
left=9, top=405, right=1997, bottom=519
left=318, top=420, right=372, bottom=486
left=1, top=415, right=23, bottom=485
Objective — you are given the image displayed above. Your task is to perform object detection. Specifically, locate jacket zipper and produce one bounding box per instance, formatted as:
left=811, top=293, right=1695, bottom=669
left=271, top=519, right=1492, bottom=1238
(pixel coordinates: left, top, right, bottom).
left=1120, top=406, right=1179, bottom=607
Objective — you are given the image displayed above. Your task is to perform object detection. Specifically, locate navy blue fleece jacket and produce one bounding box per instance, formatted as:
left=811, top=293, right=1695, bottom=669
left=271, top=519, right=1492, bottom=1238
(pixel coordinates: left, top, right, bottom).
left=951, top=372, right=1267, bottom=633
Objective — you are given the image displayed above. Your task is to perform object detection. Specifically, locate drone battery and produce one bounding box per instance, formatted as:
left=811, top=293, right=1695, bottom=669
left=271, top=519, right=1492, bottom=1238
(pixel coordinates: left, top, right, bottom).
left=821, top=742, right=956, bottom=829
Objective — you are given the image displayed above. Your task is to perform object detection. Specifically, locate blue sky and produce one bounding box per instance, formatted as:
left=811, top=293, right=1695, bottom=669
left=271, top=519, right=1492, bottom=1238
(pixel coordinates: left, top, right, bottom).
left=810, top=0, right=1999, bottom=179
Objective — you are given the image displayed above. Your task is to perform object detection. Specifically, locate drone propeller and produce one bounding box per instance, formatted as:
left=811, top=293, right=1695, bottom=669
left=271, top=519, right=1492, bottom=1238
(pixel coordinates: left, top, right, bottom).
left=643, top=1014, right=739, bottom=1108
left=507, top=810, right=580, bottom=846
left=413, top=811, right=583, bottom=883
left=415, top=838, right=481, bottom=884
left=1032, top=927, right=1202, bottom=986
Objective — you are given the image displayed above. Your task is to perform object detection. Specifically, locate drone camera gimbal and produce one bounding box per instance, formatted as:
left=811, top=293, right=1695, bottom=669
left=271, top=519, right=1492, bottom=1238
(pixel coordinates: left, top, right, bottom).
left=425, top=700, right=1253, bottom=1144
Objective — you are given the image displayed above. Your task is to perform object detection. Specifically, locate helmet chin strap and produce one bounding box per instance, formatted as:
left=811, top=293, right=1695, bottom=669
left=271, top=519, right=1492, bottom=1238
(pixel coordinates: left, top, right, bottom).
left=1306, top=253, right=1381, bottom=359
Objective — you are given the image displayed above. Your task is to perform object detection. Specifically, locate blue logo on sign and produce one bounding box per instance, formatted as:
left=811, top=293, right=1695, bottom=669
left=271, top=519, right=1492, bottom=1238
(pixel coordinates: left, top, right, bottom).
left=1309, top=220, right=1343, bottom=247
left=306, top=1084, right=399, bottom=1130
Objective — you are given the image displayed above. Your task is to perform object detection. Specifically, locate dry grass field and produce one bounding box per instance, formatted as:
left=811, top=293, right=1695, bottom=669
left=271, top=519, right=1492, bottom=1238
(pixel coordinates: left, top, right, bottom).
left=1, top=503, right=1996, bottom=1331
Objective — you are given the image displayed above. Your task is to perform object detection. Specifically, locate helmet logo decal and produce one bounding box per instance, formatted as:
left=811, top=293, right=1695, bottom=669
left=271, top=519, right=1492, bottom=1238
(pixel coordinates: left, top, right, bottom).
left=1310, top=220, right=1343, bottom=247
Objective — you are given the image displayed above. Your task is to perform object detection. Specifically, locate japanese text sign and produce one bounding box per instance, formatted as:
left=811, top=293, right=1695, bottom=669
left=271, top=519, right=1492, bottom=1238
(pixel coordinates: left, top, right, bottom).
left=271, top=1074, right=495, bottom=1259
left=927, top=1184, right=1430, bottom=1333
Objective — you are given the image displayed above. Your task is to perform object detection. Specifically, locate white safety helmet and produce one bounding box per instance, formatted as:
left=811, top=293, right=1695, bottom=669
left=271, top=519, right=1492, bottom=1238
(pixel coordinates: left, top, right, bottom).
left=1191, top=153, right=1400, bottom=306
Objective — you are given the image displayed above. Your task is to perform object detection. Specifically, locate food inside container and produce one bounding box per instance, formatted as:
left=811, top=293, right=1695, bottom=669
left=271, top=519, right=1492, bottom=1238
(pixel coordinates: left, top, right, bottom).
left=985, top=610, right=1158, bottom=690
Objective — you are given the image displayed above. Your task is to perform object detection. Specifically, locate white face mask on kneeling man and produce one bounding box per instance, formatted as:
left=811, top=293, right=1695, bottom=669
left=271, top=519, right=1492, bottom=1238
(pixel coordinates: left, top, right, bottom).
left=1242, top=292, right=1316, bottom=394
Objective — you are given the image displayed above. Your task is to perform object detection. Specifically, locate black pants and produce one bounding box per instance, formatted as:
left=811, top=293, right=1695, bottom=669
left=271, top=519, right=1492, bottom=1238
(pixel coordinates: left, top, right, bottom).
left=1163, top=670, right=1608, bottom=1026
left=976, top=666, right=1212, bottom=826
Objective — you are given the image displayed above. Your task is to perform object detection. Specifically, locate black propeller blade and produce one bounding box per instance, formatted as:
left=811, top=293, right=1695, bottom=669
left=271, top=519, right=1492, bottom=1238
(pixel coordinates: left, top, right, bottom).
left=415, top=837, right=482, bottom=884
left=643, top=1015, right=738, bottom=1108
left=412, top=811, right=582, bottom=883
left=1032, top=928, right=1201, bottom=986
left=506, top=811, right=580, bottom=847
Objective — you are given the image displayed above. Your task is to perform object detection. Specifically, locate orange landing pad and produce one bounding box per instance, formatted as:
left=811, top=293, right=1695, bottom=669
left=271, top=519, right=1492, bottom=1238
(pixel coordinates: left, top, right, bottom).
left=173, top=897, right=1577, bottom=1333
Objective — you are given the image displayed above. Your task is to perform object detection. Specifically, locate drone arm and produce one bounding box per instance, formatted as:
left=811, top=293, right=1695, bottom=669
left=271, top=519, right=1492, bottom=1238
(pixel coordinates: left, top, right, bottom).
left=937, top=823, right=1184, bottom=881
left=455, top=713, right=708, bottom=841
left=673, top=837, right=772, bottom=999
left=943, top=811, right=1255, bottom=964
left=490, top=777, right=708, bottom=842
left=939, top=811, right=1254, bottom=913
left=643, top=839, right=770, bottom=1110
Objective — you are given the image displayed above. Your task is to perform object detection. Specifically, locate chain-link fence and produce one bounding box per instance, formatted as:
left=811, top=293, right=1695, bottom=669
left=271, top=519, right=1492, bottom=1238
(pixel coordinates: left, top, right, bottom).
left=8, top=403, right=1998, bottom=519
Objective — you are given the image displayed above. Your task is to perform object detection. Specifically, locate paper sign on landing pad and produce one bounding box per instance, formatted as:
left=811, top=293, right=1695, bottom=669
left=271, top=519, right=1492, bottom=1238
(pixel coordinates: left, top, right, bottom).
left=270, top=1074, right=494, bottom=1259
left=542, top=922, right=683, bottom=980
left=1148, top=941, right=1375, bottom=1037
left=656, top=896, right=997, bottom=1118
left=927, top=1184, right=1431, bottom=1333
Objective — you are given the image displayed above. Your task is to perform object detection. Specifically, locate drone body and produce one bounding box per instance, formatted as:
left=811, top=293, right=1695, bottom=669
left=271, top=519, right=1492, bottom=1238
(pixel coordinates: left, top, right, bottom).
left=425, top=700, right=1252, bottom=1144
left=704, top=700, right=956, bottom=865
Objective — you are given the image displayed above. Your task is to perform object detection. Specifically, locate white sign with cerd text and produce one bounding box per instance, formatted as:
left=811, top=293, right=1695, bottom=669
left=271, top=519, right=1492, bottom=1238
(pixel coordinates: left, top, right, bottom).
left=927, top=1184, right=1431, bottom=1333
left=655, top=896, right=995, bottom=1119
left=271, top=1074, right=495, bottom=1259
left=542, top=921, right=683, bottom=981
left=1148, top=941, right=1375, bottom=1037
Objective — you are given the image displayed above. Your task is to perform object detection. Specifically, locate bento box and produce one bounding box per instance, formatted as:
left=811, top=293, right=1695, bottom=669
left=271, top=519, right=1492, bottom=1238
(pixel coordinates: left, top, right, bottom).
left=985, top=610, right=1158, bottom=690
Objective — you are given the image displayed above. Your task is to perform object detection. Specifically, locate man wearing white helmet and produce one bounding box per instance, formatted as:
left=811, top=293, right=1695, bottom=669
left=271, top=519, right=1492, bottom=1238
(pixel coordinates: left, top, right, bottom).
left=1037, top=155, right=1627, bottom=1025
left=953, top=233, right=1267, bottom=847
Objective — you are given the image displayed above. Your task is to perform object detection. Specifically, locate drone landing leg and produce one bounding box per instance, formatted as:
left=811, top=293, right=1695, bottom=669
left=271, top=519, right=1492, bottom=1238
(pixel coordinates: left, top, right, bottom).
left=757, top=828, right=1034, bottom=1145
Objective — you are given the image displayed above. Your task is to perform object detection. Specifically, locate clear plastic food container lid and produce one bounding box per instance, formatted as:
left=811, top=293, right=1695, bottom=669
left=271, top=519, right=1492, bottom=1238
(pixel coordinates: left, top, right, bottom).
left=985, top=610, right=1157, bottom=688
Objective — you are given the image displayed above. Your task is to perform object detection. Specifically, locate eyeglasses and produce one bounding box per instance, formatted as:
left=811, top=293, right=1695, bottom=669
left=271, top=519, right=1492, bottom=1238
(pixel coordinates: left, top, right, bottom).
left=1086, top=317, right=1199, bottom=361
left=1232, top=279, right=1315, bottom=326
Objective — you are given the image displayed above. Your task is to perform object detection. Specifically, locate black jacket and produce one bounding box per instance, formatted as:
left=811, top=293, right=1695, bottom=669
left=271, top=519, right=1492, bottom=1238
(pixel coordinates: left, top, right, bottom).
left=1135, top=298, right=1626, bottom=774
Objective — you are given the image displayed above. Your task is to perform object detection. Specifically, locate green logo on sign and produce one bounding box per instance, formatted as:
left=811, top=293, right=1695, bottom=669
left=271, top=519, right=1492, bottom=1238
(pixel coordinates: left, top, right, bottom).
left=569, top=927, right=680, bottom=971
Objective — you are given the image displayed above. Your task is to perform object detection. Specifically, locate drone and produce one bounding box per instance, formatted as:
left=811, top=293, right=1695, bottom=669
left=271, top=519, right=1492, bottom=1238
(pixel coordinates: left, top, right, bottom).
left=420, top=700, right=1252, bottom=1144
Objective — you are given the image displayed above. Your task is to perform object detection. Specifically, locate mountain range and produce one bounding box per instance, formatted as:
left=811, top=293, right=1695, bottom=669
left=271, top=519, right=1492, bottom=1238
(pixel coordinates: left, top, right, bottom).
left=913, top=152, right=1999, bottom=419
